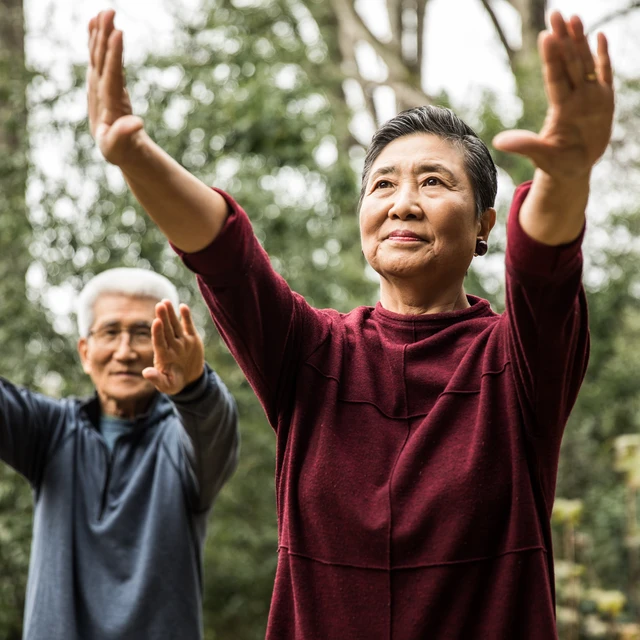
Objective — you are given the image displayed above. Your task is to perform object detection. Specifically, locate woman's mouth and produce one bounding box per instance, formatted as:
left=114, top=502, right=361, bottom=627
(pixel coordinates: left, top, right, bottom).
left=386, top=230, right=424, bottom=242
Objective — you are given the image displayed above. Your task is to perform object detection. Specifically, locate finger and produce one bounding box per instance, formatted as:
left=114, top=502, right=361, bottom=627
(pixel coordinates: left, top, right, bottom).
left=568, top=15, right=597, bottom=79
left=88, top=20, right=98, bottom=69
left=539, top=31, right=571, bottom=104
left=97, top=115, right=144, bottom=153
left=492, top=130, right=550, bottom=167
left=103, top=29, right=125, bottom=103
left=157, top=303, right=180, bottom=347
left=94, top=12, right=108, bottom=76
left=179, top=304, right=197, bottom=336
left=142, top=367, right=171, bottom=393
left=549, top=14, right=583, bottom=89
left=549, top=10, right=570, bottom=39
left=165, top=300, right=184, bottom=338
left=95, top=9, right=116, bottom=76
left=142, top=366, right=160, bottom=383
left=151, top=316, right=170, bottom=355
left=596, top=32, right=613, bottom=86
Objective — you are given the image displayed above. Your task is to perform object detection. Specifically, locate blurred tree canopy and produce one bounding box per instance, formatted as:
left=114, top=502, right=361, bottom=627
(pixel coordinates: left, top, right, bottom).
left=1, top=0, right=640, bottom=638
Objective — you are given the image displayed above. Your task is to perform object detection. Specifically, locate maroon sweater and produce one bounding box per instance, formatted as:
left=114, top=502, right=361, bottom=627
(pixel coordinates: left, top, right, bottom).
left=177, top=182, right=589, bottom=639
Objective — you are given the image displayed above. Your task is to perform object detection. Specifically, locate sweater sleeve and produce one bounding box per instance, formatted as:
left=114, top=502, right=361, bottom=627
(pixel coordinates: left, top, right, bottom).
left=173, top=189, right=330, bottom=429
left=0, top=377, right=70, bottom=488
left=170, top=364, right=239, bottom=513
left=503, top=182, right=590, bottom=449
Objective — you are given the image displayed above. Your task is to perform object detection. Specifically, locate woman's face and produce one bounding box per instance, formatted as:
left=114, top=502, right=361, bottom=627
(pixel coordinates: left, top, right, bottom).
left=359, top=133, right=492, bottom=287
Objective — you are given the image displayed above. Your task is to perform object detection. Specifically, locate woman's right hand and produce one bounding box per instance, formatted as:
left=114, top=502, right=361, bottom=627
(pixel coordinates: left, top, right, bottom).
left=87, top=10, right=145, bottom=167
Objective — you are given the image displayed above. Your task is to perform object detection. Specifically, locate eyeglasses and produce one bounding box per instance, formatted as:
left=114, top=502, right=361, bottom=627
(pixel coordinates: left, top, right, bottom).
left=87, top=324, right=153, bottom=348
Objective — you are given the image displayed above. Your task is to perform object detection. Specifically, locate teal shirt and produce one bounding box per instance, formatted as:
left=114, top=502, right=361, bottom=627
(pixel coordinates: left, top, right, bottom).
left=100, top=416, right=135, bottom=454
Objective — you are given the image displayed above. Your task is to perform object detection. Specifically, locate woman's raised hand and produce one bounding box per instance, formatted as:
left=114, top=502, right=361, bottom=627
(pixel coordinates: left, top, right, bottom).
left=88, top=10, right=144, bottom=167
left=493, top=12, right=614, bottom=181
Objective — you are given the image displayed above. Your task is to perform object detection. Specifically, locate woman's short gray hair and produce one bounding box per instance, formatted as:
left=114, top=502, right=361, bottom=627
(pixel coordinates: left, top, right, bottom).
left=76, top=268, right=180, bottom=337
left=358, top=105, right=497, bottom=218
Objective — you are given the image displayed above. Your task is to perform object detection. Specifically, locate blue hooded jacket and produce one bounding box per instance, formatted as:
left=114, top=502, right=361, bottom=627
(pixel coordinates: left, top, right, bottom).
left=0, top=365, right=238, bottom=640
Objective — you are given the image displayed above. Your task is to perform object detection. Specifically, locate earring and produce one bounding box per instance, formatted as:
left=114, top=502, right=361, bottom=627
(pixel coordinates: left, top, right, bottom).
left=475, top=239, right=488, bottom=257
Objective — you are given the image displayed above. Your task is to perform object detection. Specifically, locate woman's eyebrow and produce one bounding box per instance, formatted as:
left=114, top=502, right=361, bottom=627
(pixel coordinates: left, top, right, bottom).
left=370, top=165, right=397, bottom=181
left=370, top=163, right=458, bottom=183
left=415, top=163, right=458, bottom=182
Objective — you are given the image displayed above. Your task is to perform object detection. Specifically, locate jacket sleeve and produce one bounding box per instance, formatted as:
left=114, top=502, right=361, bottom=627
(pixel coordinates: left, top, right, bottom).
left=169, top=364, right=239, bottom=513
left=0, top=376, right=70, bottom=488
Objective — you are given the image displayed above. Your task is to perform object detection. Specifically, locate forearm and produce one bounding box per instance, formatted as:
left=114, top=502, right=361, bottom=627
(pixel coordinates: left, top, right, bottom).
left=518, top=168, right=590, bottom=248
left=119, top=131, right=229, bottom=252
left=172, top=367, right=239, bottom=510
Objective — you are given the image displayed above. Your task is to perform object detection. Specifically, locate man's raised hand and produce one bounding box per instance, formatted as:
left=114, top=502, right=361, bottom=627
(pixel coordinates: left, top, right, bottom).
left=142, top=301, right=206, bottom=395
left=493, top=12, right=614, bottom=181
left=88, top=10, right=144, bottom=167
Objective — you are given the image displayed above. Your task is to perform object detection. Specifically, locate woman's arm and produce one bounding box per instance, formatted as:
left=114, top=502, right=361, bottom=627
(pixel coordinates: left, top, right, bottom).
left=88, top=12, right=329, bottom=426
left=493, top=12, right=614, bottom=246
left=87, top=10, right=226, bottom=253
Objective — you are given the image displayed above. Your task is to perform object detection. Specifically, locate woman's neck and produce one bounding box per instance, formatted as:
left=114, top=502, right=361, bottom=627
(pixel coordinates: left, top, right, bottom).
left=379, top=279, right=470, bottom=316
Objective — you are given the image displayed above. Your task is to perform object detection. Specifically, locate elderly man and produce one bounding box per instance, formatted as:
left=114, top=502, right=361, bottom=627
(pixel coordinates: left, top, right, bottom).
left=0, top=267, right=239, bottom=640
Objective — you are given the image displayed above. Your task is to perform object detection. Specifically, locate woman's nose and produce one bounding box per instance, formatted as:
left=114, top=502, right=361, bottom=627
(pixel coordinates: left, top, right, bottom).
left=388, top=185, right=423, bottom=220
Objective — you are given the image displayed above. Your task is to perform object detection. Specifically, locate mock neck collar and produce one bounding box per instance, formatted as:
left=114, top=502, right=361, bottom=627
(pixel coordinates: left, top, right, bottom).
left=371, top=295, right=494, bottom=327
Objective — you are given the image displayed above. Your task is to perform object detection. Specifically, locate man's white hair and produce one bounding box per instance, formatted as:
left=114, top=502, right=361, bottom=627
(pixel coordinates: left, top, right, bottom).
left=76, top=267, right=180, bottom=337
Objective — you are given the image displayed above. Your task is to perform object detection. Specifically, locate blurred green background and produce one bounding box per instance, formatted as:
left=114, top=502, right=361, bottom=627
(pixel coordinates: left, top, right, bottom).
left=1, top=0, right=640, bottom=638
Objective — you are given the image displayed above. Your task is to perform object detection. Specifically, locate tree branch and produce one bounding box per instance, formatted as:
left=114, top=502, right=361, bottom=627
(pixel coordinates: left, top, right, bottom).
left=386, top=0, right=403, bottom=56
left=329, top=0, right=420, bottom=85
left=479, top=0, right=515, bottom=65
left=587, top=2, right=640, bottom=33
left=416, top=0, right=428, bottom=80
left=329, top=2, right=383, bottom=126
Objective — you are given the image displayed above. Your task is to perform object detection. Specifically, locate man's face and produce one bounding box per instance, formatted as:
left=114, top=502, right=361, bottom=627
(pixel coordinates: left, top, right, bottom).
left=77, top=293, right=157, bottom=418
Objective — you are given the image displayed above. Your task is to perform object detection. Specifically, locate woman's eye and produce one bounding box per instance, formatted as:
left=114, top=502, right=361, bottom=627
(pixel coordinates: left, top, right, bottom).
left=375, top=180, right=393, bottom=190
left=424, top=177, right=442, bottom=187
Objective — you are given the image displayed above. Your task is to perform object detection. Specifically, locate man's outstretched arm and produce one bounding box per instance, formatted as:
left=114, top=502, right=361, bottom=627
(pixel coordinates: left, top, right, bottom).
left=142, top=300, right=239, bottom=511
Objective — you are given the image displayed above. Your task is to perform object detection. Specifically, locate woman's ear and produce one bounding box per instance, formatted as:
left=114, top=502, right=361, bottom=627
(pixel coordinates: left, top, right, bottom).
left=477, top=207, right=497, bottom=240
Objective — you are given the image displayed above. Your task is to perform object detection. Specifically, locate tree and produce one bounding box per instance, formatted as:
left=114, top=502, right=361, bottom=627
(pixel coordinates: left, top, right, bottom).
left=0, top=1, right=51, bottom=636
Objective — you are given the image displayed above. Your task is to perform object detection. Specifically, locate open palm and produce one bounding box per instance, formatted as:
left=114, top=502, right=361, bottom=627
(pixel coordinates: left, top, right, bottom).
left=494, top=12, right=614, bottom=181
left=142, top=301, right=205, bottom=395
left=87, top=10, right=144, bottom=166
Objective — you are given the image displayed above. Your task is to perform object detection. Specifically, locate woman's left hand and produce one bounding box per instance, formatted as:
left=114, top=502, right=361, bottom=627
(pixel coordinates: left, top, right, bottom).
left=493, top=12, right=614, bottom=181
left=142, top=300, right=205, bottom=395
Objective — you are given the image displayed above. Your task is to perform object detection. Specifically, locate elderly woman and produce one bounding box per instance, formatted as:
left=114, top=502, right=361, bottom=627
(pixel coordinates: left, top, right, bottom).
left=88, top=8, right=614, bottom=639
left=0, top=268, right=238, bottom=639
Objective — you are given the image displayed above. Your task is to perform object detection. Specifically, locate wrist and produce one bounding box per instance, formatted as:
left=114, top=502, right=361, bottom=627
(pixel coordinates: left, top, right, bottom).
left=185, top=364, right=206, bottom=387
left=519, top=170, right=590, bottom=245
left=533, top=167, right=591, bottom=190
left=118, top=130, right=156, bottom=175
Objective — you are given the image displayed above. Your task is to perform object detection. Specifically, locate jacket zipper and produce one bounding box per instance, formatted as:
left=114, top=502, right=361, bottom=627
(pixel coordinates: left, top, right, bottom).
left=98, top=442, right=117, bottom=521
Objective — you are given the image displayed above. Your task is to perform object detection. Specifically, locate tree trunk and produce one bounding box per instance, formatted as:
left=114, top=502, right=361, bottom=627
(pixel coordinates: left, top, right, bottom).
left=0, top=4, right=32, bottom=637
left=0, top=0, right=33, bottom=386
left=510, top=0, right=547, bottom=131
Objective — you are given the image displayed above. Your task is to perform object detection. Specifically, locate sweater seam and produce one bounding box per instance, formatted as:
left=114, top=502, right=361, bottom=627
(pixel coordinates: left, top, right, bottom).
left=278, top=544, right=548, bottom=570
